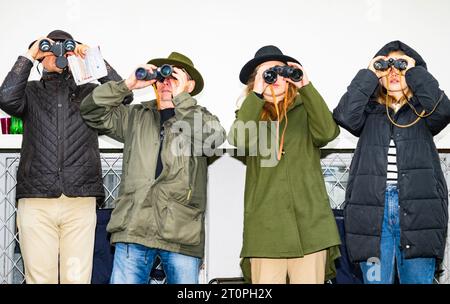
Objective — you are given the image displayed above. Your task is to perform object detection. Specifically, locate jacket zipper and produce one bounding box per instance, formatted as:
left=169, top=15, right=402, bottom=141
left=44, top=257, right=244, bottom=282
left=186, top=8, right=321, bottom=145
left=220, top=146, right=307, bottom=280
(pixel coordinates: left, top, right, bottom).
left=149, top=114, right=195, bottom=204
left=151, top=113, right=174, bottom=185
left=151, top=112, right=162, bottom=186
left=57, top=83, right=65, bottom=185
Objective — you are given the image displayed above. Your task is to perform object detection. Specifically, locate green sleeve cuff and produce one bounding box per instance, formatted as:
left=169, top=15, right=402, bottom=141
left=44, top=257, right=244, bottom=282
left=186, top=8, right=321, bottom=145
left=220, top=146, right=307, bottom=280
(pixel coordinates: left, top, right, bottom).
left=297, top=82, right=317, bottom=99
left=114, top=80, right=132, bottom=95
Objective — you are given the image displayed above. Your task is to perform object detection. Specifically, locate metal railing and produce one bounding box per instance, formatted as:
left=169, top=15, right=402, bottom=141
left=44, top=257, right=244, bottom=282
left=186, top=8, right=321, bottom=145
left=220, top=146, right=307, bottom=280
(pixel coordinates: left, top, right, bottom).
left=1, top=152, right=449, bottom=283
left=0, top=153, right=123, bottom=284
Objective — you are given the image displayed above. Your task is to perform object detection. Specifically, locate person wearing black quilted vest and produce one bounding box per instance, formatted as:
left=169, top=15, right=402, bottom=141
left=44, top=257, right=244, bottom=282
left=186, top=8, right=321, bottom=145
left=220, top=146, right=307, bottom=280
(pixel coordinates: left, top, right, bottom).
left=0, top=30, right=129, bottom=284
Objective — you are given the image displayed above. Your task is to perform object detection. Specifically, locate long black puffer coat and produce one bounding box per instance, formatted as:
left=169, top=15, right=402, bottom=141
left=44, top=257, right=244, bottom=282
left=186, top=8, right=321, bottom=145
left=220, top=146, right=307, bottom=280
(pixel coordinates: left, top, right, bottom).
left=0, top=56, right=131, bottom=200
left=333, top=41, right=450, bottom=263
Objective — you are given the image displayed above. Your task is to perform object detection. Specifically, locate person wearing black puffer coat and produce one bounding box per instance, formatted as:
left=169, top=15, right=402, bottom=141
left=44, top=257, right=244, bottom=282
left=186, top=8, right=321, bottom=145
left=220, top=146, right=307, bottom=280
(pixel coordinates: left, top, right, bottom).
left=333, top=41, right=450, bottom=284
left=0, top=30, right=130, bottom=284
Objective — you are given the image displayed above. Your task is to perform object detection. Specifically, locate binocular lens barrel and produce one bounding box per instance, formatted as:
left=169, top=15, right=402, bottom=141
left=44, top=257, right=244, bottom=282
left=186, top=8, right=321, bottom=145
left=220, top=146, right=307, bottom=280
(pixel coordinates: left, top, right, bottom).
left=135, top=67, right=153, bottom=81
left=288, top=68, right=303, bottom=82
left=373, top=61, right=386, bottom=71
left=263, top=66, right=303, bottom=84
left=374, top=59, right=408, bottom=71
left=135, top=64, right=174, bottom=82
left=39, top=39, right=52, bottom=52
left=38, top=39, right=76, bottom=53
left=159, top=64, right=173, bottom=77
left=263, top=70, right=278, bottom=84
left=395, top=60, right=408, bottom=70
left=64, top=40, right=76, bottom=52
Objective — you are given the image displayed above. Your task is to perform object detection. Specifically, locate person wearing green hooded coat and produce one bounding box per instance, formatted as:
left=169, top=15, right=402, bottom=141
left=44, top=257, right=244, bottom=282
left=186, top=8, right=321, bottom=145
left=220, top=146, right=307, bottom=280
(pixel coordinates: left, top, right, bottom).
left=228, top=45, right=341, bottom=284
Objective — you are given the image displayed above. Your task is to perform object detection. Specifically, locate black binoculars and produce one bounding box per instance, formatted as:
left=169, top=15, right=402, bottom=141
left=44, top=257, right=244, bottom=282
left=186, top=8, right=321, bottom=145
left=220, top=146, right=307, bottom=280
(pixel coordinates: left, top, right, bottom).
left=39, top=39, right=77, bottom=69
left=263, top=65, right=303, bottom=84
left=373, top=58, right=408, bottom=71
left=135, top=64, right=173, bottom=82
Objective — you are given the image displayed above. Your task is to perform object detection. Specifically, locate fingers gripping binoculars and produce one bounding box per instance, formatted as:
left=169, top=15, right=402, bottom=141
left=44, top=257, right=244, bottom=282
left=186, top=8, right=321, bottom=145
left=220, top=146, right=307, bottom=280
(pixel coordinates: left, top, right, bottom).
left=135, top=64, right=173, bottom=82
left=39, top=39, right=77, bottom=69
left=373, top=58, right=408, bottom=71
left=263, top=65, right=303, bottom=84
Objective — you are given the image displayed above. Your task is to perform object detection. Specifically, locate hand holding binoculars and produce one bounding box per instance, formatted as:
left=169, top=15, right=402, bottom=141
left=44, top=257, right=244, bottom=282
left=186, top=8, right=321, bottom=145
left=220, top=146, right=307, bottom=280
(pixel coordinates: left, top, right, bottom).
left=135, top=64, right=174, bottom=82
left=263, top=65, right=303, bottom=84
left=373, top=58, right=408, bottom=71
left=38, top=39, right=77, bottom=69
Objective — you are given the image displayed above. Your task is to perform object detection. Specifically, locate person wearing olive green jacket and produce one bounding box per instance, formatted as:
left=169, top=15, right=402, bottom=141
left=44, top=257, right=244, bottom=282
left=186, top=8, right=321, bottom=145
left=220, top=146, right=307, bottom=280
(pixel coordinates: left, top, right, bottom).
left=80, top=52, right=226, bottom=284
left=228, top=45, right=341, bottom=284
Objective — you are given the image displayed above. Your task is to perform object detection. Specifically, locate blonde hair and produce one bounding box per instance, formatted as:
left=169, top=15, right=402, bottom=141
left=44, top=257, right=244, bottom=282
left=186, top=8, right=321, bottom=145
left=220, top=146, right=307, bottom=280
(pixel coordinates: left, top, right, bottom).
left=376, top=85, right=412, bottom=109
left=245, top=66, right=298, bottom=160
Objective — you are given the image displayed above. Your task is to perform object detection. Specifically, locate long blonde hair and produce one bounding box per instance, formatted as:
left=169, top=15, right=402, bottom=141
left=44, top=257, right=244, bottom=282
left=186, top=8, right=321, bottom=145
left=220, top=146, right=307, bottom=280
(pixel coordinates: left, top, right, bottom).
left=245, top=67, right=298, bottom=160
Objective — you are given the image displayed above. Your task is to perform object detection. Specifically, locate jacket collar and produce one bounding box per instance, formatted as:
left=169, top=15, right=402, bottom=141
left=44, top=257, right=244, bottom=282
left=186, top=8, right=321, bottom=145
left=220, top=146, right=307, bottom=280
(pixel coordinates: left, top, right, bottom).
left=141, top=99, right=158, bottom=110
left=40, top=70, right=77, bottom=91
left=41, top=69, right=72, bottom=82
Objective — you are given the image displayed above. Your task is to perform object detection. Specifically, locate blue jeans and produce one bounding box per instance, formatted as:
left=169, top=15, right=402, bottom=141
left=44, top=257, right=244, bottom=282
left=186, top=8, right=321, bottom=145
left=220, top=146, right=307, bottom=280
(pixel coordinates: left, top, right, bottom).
left=110, top=243, right=201, bottom=284
left=360, top=184, right=436, bottom=284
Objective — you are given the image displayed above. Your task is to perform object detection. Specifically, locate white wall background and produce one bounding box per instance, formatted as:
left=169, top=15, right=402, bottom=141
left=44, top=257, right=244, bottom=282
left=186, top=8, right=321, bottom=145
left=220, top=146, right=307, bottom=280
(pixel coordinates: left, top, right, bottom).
left=1, top=0, right=450, bottom=282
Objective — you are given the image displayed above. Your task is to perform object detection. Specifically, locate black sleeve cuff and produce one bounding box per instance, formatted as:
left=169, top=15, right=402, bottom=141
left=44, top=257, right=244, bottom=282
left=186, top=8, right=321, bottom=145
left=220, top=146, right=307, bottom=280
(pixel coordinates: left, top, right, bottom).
left=253, top=91, right=264, bottom=100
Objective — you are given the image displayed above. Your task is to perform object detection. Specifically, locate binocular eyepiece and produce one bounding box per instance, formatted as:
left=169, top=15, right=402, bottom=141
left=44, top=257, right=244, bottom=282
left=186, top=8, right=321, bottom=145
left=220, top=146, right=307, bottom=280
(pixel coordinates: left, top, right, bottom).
left=263, top=65, right=303, bottom=84
left=38, top=39, right=77, bottom=69
left=135, top=64, right=174, bottom=82
left=373, top=58, right=408, bottom=71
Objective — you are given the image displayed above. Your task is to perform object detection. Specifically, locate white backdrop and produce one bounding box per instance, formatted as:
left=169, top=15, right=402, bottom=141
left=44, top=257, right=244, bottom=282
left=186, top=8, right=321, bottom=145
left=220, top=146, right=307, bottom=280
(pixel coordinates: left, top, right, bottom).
left=1, top=0, right=450, bottom=282
left=1, top=0, right=450, bottom=135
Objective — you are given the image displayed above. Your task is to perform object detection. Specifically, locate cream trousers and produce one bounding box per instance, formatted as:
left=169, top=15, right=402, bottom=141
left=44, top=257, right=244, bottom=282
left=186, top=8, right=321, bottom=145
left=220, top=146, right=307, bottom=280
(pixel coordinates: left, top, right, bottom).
left=16, top=194, right=96, bottom=284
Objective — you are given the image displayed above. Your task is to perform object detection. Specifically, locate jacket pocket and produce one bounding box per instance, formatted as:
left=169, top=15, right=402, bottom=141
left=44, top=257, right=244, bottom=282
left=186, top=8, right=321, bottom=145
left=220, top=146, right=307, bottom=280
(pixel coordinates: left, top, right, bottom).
left=401, top=168, right=439, bottom=200
left=154, top=200, right=203, bottom=246
left=107, top=193, right=134, bottom=234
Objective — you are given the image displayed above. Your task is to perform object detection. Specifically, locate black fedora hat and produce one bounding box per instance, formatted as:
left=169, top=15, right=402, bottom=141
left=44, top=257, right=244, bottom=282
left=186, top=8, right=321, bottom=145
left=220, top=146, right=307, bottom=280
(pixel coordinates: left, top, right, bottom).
left=28, top=30, right=81, bottom=49
left=239, top=45, right=301, bottom=84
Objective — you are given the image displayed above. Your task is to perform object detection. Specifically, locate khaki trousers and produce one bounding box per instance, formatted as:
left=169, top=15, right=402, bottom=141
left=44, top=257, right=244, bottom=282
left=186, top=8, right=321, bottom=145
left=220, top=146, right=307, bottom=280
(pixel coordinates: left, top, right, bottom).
left=250, top=250, right=327, bottom=284
left=16, top=194, right=96, bottom=284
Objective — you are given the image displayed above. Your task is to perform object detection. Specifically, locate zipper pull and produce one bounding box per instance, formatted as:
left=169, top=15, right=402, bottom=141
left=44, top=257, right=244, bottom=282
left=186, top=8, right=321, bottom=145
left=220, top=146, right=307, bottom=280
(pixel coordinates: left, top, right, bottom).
left=160, top=128, right=164, bottom=141
left=186, top=188, right=192, bottom=201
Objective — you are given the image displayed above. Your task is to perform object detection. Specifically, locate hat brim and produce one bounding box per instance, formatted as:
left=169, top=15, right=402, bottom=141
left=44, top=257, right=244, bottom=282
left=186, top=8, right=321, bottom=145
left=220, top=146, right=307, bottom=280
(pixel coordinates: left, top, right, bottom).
left=239, top=54, right=301, bottom=84
left=147, top=58, right=204, bottom=96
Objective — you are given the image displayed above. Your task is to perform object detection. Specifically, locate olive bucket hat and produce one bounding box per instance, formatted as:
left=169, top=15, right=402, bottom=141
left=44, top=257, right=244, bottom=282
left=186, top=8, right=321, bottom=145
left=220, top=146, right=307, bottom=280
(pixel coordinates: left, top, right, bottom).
left=148, top=51, right=204, bottom=96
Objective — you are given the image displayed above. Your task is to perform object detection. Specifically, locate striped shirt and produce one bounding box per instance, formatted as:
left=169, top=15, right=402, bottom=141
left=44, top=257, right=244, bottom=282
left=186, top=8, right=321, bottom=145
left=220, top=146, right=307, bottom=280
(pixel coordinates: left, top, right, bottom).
left=387, top=137, right=398, bottom=183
